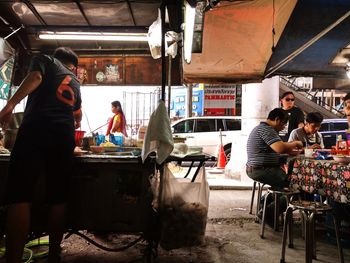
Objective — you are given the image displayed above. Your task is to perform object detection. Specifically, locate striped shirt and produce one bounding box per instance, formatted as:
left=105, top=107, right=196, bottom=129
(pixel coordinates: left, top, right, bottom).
left=246, top=122, right=282, bottom=166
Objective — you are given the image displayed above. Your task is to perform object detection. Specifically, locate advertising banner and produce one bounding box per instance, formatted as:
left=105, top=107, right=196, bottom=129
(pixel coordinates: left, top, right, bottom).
left=170, top=85, right=204, bottom=117
left=204, top=85, right=236, bottom=116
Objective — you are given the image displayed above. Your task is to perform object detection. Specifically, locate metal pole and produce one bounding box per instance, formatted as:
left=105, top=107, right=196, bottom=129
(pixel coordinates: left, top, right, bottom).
left=187, top=84, right=193, bottom=117
left=160, top=1, right=166, bottom=102
left=4, top=25, right=24, bottom=40
left=167, top=56, right=172, bottom=116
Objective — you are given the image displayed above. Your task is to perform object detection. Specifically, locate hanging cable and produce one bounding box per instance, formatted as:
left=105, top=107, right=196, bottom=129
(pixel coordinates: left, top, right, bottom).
left=271, top=0, right=276, bottom=52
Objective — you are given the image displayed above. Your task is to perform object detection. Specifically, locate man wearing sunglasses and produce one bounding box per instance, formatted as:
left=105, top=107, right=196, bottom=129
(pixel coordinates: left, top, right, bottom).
left=279, top=91, right=305, bottom=142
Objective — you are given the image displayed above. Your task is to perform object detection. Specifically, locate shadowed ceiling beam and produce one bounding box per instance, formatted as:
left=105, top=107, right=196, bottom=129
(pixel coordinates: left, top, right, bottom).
left=22, top=0, right=47, bottom=25
left=74, top=0, right=91, bottom=26
left=125, top=0, right=136, bottom=26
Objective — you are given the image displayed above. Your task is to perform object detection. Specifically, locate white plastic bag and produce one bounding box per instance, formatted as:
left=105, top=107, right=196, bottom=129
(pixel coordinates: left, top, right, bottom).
left=160, top=165, right=209, bottom=250
left=147, top=9, right=162, bottom=59
left=147, top=9, right=179, bottom=59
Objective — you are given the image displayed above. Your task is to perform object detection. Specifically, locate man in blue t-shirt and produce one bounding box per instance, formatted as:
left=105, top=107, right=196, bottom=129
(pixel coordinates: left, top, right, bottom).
left=0, top=47, right=82, bottom=263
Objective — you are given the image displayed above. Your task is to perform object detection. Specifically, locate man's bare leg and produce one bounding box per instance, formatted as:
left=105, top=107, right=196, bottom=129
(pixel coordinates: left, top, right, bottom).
left=48, top=203, right=65, bottom=263
left=5, top=202, right=31, bottom=263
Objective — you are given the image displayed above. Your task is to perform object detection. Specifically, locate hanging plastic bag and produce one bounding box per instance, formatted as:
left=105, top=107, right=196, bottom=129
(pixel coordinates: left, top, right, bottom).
left=147, top=9, right=162, bottom=59
left=0, top=38, right=15, bottom=66
left=160, top=165, right=209, bottom=250
left=147, top=9, right=179, bottom=59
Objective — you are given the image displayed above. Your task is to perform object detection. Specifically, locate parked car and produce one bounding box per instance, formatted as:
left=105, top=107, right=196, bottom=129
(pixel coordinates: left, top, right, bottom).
left=319, top=119, right=349, bottom=149
left=171, top=116, right=242, bottom=159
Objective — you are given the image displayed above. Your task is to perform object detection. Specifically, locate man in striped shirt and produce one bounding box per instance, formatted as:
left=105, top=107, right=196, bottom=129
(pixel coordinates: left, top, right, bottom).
left=246, top=108, right=303, bottom=188
left=246, top=108, right=303, bottom=226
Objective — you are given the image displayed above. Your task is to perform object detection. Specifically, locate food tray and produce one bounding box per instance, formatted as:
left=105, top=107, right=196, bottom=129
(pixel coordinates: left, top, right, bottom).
left=102, top=151, right=133, bottom=156
left=103, top=146, right=118, bottom=152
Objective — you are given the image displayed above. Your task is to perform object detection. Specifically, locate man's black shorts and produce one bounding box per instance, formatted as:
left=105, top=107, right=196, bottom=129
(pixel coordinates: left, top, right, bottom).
left=5, top=122, right=75, bottom=205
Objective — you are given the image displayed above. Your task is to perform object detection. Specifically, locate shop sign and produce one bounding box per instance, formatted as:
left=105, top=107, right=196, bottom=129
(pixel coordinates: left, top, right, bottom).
left=204, top=85, right=236, bottom=116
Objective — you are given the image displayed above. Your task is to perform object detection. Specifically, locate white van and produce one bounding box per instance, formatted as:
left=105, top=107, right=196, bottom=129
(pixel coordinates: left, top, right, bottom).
left=171, top=116, right=242, bottom=158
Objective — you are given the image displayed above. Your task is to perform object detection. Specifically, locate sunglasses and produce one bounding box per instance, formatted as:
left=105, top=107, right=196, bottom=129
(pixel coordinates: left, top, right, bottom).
left=285, top=98, right=295, bottom=102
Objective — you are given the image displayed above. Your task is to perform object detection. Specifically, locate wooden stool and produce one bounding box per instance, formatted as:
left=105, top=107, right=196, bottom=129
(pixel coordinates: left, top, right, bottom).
left=260, top=187, right=300, bottom=238
left=280, top=200, right=344, bottom=263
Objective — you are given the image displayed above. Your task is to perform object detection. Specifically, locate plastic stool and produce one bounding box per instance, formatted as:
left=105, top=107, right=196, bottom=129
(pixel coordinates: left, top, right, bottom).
left=260, top=187, right=300, bottom=238
left=280, top=200, right=344, bottom=263
left=249, top=181, right=265, bottom=219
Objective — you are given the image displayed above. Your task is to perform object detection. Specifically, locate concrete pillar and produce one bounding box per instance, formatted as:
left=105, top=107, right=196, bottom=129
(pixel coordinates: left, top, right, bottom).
left=225, top=77, right=280, bottom=181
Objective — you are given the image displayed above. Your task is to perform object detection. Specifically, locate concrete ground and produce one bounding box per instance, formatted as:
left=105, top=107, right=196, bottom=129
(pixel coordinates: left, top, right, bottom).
left=2, top=190, right=344, bottom=263
left=0, top=167, right=349, bottom=263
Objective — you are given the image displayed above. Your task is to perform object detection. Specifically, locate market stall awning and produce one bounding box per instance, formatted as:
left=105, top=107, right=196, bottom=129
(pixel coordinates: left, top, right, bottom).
left=1, top=0, right=350, bottom=84
left=184, top=0, right=350, bottom=84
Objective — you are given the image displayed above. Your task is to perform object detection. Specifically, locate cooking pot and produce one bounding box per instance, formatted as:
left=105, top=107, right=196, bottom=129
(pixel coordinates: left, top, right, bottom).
left=8, top=112, right=24, bottom=130
left=4, top=129, right=17, bottom=150
left=82, top=136, right=95, bottom=150
left=75, top=130, right=86, bottom=147
left=2, top=112, right=24, bottom=150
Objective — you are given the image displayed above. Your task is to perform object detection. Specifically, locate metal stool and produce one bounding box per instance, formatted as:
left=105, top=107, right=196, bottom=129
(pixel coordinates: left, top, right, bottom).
left=260, top=187, right=300, bottom=238
left=249, top=181, right=265, bottom=220
left=280, top=200, right=344, bottom=263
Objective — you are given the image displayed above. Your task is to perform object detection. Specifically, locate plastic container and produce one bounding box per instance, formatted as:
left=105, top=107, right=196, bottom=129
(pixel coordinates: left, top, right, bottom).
left=3, top=129, right=18, bottom=150
left=109, top=134, right=123, bottom=146
left=95, top=134, right=105, bottom=146
left=346, top=132, right=350, bottom=141
left=304, top=148, right=314, bottom=158
left=330, top=149, right=349, bottom=155
left=8, top=112, right=24, bottom=129
left=74, top=130, right=86, bottom=146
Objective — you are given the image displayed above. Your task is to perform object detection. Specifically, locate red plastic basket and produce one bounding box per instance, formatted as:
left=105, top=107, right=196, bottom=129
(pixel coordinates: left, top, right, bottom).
left=75, top=130, right=86, bottom=146
left=330, top=149, right=349, bottom=155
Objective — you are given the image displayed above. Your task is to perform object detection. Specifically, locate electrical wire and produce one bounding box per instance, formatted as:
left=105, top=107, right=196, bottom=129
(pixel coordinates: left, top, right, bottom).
left=0, top=238, right=49, bottom=262
left=271, top=0, right=276, bottom=52
left=25, top=238, right=49, bottom=260
left=67, top=230, right=143, bottom=252
left=0, top=247, right=33, bottom=263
